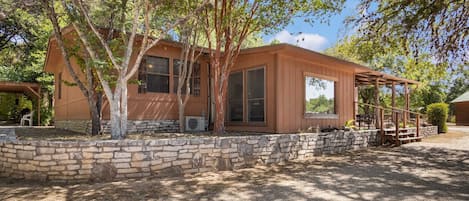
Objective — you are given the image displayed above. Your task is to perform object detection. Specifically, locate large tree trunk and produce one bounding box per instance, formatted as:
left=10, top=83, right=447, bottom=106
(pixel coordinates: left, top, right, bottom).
left=109, top=99, right=122, bottom=139
left=97, top=92, right=103, bottom=134
left=213, top=93, right=225, bottom=134
left=89, top=100, right=101, bottom=135
left=213, top=69, right=229, bottom=134
left=178, top=98, right=185, bottom=133
left=120, top=83, right=128, bottom=137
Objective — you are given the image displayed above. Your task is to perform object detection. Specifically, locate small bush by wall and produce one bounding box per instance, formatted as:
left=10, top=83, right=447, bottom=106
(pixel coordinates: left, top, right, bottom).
left=427, top=103, right=448, bottom=133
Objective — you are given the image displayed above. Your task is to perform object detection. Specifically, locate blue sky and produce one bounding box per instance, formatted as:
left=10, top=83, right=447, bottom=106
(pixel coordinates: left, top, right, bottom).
left=264, top=0, right=359, bottom=52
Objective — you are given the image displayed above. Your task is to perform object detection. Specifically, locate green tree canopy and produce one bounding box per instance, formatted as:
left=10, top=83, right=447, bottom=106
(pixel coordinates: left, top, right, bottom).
left=348, top=0, right=468, bottom=68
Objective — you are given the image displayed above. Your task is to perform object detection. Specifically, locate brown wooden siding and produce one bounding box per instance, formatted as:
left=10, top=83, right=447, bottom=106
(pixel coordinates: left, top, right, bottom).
left=275, top=54, right=355, bottom=133
left=455, top=102, right=469, bottom=126
left=49, top=39, right=209, bottom=122
left=45, top=33, right=366, bottom=133
left=116, top=43, right=209, bottom=120
left=53, top=49, right=91, bottom=120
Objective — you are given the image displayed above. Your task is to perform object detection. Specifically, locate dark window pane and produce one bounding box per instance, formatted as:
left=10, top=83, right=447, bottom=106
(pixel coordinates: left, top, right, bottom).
left=173, top=76, right=191, bottom=94
left=229, top=100, right=243, bottom=122
left=193, top=63, right=201, bottom=77
left=228, top=72, right=243, bottom=122
left=247, top=68, right=264, bottom=99
left=247, top=68, right=265, bottom=122
left=174, top=60, right=200, bottom=77
left=193, top=78, right=200, bottom=96
left=147, top=74, right=169, bottom=93
left=173, top=59, right=181, bottom=75
left=173, top=59, right=200, bottom=96
left=248, top=100, right=264, bottom=122
left=147, top=57, right=169, bottom=74
left=229, top=72, right=243, bottom=100
left=173, top=76, right=181, bottom=93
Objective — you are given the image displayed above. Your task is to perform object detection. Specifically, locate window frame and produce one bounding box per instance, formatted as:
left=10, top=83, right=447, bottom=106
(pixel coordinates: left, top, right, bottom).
left=144, top=56, right=170, bottom=94
left=172, top=59, right=201, bottom=96
left=227, top=70, right=244, bottom=122
left=246, top=67, right=266, bottom=123
left=303, top=72, right=339, bottom=119
left=226, top=66, right=266, bottom=125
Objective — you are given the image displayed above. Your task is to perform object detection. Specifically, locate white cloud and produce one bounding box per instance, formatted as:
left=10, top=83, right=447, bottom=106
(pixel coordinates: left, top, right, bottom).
left=270, top=30, right=328, bottom=51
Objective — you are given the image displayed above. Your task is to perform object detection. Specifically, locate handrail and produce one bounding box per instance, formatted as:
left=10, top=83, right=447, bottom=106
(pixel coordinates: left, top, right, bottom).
left=356, top=102, right=422, bottom=116
left=355, top=101, right=421, bottom=146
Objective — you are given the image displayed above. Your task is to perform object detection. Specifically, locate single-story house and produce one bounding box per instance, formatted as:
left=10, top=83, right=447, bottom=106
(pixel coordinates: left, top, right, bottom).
left=44, top=28, right=418, bottom=134
left=451, top=91, right=469, bottom=126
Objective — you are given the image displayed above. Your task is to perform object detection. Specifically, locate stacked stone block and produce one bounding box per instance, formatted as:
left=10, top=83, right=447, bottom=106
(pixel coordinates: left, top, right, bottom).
left=55, top=120, right=179, bottom=134
left=419, top=126, right=438, bottom=137
left=0, top=130, right=379, bottom=183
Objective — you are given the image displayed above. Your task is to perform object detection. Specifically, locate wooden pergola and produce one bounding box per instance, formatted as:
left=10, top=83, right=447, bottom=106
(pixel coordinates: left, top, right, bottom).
left=355, top=71, right=419, bottom=128
left=0, top=81, right=41, bottom=125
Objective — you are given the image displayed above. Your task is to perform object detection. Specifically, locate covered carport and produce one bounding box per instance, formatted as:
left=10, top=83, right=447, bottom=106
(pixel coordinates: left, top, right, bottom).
left=0, top=81, right=41, bottom=125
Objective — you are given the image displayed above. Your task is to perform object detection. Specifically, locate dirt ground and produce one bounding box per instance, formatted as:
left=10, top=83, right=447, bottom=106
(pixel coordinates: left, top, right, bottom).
left=1, top=127, right=468, bottom=201
left=14, top=127, right=268, bottom=141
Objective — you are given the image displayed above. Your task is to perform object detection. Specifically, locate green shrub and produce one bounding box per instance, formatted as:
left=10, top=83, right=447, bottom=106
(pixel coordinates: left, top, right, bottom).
left=427, top=103, right=448, bottom=133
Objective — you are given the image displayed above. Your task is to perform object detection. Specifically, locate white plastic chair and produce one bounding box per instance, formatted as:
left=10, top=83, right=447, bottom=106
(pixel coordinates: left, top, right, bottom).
left=20, top=111, right=33, bottom=126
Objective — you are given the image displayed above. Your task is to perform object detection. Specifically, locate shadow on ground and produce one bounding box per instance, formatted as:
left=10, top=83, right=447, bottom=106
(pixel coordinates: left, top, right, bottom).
left=1, top=146, right=468, bottom=201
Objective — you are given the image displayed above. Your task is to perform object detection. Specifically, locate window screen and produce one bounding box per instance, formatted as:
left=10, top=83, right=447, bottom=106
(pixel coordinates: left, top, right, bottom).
left=145, top=56, right=170, bottom=93
left=173, top=59, right=200, bottom=96
left=228, top=72, right=243, bottom=122
left=247, top=68, right=265, bottom=122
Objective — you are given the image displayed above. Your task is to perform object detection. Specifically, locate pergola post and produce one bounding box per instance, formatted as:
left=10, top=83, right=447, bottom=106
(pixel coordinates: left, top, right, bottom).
left=391, top=81, right=396, bottom=122
left=374, top=78, right=380, bottom=128
left=38, top=87, right=41, bottom=126
left=354, top=86, right=358, bottom=120
left=404, top=82, right=409, bottom=128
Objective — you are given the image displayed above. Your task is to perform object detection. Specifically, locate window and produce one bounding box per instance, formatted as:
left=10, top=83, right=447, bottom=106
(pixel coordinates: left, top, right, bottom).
left=227, top=67, right=265, bottom=123
left=142, top=56, right=170, bottom=93
left=228, top=72, right=243, bottom=122
left=305, top=76, right=336, bottom=115
left=247, top=68, right=265, bottom=122
left=173, top=59, right=201, bottom=96
left=58, top=72, right=62, bottom=99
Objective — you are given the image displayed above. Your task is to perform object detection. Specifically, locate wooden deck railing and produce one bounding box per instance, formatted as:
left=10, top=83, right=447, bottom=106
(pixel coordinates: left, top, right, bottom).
left=355, top=102, right=422, bottom=145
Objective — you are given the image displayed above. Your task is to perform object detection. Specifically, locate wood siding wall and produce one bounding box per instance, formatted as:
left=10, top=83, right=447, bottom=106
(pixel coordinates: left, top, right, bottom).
left=455, top=102, right=469, bottom=126
left=275, top=54, right=355, bottom=133
left=50, top=42, right=91, bottom=120
left=112, top=44, right=209, bottom=120
left=49, top=40, right=209, bottom=122
left=46, top=35, right=360, bottom=133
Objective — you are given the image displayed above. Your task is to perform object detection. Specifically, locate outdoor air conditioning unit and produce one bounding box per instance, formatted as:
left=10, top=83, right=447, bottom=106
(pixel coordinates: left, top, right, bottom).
left=185, top=116, right=205, bottom=132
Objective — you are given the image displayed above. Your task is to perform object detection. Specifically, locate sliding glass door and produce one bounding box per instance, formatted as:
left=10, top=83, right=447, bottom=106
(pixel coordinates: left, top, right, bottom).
left=227, top=67, right=265, bottom=123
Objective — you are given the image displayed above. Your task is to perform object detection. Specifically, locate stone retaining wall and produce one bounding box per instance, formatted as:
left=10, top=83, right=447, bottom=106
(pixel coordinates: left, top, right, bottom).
left=419, top=126, right=438, bottom=137
left=55, top=120, right=179, bottom=134
left=0, top=130, right=378, bottom=183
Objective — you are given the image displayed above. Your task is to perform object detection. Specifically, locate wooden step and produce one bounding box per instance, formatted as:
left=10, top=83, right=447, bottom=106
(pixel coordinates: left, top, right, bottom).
left=383, top=128, right=416, bottom=132
left=398, top=136, right=422, bottom=142
left=385, top=132, right=416, bottom=136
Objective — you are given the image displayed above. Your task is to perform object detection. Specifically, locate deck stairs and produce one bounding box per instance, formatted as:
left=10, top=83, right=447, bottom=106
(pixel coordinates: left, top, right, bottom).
left=383, top=127, right=422, bottom=146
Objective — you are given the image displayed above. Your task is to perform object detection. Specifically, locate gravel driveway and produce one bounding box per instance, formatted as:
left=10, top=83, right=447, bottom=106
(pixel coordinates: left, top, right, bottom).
left=1, top=127, right=468, bottom=201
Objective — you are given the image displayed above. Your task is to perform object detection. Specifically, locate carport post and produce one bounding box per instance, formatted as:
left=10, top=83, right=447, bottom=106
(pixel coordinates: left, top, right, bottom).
left=374, top=78, right=380, bottom=128
left=37, top=93, right=41, bottom=126
left=404, top=82, right=409, bottom=127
